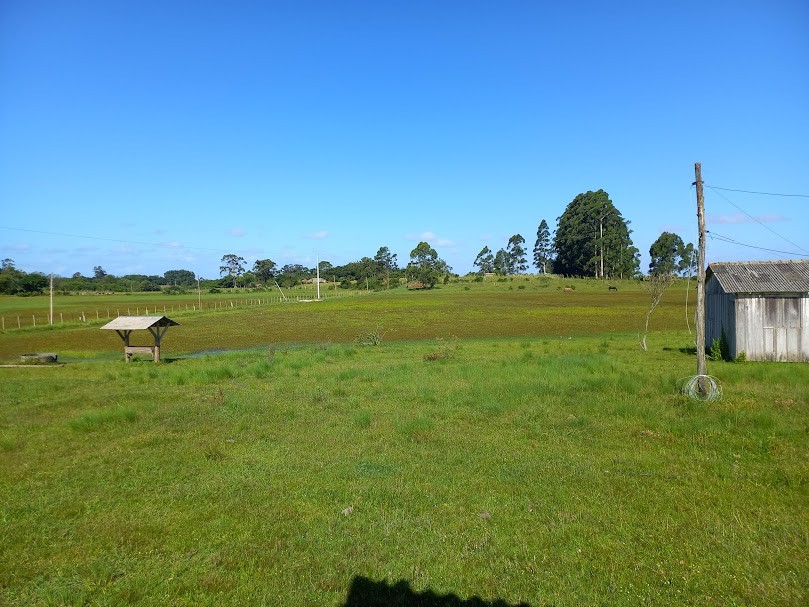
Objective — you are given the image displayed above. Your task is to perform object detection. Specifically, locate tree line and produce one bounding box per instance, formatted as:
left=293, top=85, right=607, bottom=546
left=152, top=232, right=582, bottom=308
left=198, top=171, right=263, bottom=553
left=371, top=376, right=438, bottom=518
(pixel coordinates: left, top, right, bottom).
left=217, top=242, right=451, bottom=291
left=473, top=189, right=694, bottom=280
left=1, top=189, right=696, bottom=296
left=0, top=241, right=454, bottom=296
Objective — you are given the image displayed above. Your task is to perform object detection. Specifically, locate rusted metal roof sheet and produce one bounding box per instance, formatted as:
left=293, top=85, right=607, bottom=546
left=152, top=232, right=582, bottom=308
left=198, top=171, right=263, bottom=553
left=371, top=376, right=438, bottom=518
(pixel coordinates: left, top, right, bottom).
left=707, top=260, right=809, bottom=294
left=100, top=315, right=180, bottom=330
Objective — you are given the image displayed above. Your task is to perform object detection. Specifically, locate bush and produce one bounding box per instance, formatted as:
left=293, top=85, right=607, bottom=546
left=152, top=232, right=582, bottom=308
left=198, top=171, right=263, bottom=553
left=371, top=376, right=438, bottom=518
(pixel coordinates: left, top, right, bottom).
left=355, top=325, right=388, bottom=346
left=708, top=328, right=731, bottom=362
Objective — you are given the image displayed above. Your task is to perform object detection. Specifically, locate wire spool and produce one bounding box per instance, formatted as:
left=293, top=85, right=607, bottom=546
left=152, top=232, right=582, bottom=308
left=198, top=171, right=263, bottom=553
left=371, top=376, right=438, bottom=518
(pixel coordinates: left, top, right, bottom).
left=680, top=375, right=722, bottom=402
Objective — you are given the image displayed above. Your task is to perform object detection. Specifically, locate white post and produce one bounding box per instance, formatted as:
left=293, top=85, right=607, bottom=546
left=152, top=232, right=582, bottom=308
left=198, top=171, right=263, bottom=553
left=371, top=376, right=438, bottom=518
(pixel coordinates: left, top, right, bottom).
left=49, top=274, right=54, bottom=325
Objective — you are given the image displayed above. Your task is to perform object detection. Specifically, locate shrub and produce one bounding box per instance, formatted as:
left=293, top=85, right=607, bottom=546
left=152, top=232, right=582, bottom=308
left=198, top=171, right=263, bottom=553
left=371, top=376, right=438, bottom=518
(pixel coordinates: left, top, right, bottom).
left=708, top=328, right=731, bottom=362
left=355, top=325, right=388, bottom=346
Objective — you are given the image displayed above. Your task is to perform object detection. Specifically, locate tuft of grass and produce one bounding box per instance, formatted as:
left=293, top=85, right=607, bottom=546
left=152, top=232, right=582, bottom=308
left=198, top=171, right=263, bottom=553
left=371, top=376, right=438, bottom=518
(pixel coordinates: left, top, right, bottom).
left=352, top=409, right=372, bottom=429
left=69, top=405, right=139, bottom=431
left=397, top=416, right=434, bottom=441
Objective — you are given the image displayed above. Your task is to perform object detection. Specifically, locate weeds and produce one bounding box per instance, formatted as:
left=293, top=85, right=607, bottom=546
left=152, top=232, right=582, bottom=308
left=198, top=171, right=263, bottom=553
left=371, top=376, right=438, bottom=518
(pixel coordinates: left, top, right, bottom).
left=355, top=325, right=388, bottom=346
left=423, top=337, right=459, bottom=361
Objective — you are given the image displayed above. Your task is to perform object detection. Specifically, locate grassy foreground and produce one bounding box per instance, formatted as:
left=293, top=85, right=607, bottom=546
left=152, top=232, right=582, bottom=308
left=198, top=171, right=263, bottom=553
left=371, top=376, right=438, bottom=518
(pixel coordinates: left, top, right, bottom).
left=1, top=330, right=807, bottom=606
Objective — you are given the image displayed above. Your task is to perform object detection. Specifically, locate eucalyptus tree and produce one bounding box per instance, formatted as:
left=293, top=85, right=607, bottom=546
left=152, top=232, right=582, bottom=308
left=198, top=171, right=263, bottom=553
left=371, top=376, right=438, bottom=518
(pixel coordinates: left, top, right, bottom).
left=506, top=234, right=528, bottom=274
left=252, top=259, right=278, bottom=285
left=533, top=220, right=553, bottom=274
left=220, top=254, right=246, bottom=288
left=408, top=241, right=446, bottom=288
left=374, top=246, right=399, bottom=288
left=649, top=232, right=695, bottom=277
left=473, top=246, right=495, bottom=274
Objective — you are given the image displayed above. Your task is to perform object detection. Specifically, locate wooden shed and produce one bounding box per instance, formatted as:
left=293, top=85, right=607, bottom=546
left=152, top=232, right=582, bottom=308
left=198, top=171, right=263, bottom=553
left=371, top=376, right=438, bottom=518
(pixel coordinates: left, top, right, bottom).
left=706, top=260, right=809, bottom=362
left=100, top=315, right=179, bottom=362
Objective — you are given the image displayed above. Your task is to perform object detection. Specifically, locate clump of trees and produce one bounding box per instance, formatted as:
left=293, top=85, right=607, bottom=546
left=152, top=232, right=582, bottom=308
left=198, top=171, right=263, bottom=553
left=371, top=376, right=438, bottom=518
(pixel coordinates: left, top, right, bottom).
left=472, top=234, right=527, bottom=276
left=0, top=259, right=48, bottom=295
left=471, top=190, right=641, bottom=279
left=648, top=232, right=695, bottom=277
left=0, top=260, right=206, bottom=295
left=553, top=190, right=639, bottom=278
left=407, top=242, right=451, bottom=288
left=211, top=247, right=411, bottom=291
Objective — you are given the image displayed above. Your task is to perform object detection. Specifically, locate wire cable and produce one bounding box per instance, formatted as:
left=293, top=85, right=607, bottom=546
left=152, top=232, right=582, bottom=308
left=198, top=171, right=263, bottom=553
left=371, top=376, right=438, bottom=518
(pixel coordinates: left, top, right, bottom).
left=679, top=375, right=722, bottom=402
left=0, top=225, right=317, bottom=262
left=706, top=185, right=809, bottom=198
left=706, top=187, right=809, bottom=256
left=707, top=231, right=809, bottom=258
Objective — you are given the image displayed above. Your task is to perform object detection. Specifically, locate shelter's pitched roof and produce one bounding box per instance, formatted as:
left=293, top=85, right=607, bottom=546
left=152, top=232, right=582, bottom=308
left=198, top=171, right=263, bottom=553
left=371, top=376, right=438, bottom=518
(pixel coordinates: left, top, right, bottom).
left=100, top=315, right=180, bottom=330
left=707, top=260, right=809, bottom=294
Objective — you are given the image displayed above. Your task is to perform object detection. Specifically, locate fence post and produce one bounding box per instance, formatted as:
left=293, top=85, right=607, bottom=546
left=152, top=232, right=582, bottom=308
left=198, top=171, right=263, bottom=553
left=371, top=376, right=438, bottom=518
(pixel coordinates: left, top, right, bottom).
left=33, top=315, right=36, bottom=326
left=61, top=313, right=64, bottom=323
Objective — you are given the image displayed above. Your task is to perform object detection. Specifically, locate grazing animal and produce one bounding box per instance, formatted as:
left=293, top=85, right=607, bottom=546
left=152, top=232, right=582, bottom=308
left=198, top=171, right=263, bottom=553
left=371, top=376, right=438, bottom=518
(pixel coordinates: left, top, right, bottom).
left=564, top=287, right=573, bottom=292
left=608, top=285, right=618, bottom=291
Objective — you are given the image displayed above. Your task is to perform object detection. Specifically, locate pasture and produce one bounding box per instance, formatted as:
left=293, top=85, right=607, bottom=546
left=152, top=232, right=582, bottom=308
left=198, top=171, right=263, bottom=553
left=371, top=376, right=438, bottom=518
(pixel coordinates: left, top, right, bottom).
left=1, top=278, right=807, bottom=606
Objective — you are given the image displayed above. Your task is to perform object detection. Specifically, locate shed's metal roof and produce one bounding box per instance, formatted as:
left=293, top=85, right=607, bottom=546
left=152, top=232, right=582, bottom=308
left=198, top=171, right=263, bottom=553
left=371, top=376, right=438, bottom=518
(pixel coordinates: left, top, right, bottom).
left=707, top=260, right=809, bottom=293
left=100, top=315, right=180, bottom=330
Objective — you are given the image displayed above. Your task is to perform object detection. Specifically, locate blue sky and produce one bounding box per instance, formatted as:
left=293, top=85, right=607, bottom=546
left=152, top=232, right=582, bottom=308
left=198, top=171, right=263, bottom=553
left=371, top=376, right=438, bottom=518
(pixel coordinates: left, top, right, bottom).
left=2, top=0, right=808, bottom=278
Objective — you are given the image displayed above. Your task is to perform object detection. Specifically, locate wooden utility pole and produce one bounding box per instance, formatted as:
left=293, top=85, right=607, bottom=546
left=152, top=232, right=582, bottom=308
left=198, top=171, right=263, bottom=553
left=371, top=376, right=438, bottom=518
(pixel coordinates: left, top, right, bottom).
left=694, top=163, right=707, bottom=384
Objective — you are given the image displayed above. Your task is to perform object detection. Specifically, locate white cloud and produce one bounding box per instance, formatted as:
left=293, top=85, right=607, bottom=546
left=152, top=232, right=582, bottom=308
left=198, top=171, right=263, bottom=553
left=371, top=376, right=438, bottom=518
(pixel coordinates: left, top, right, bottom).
left=163, top=241, right=183, bottom=249
left=708, top=213, right=785, bottom=225
left=404, top=231, right=454, bottom=246
left=305, top=231, right=328, bottom=239
left=229, top=228, right=246, bottom=237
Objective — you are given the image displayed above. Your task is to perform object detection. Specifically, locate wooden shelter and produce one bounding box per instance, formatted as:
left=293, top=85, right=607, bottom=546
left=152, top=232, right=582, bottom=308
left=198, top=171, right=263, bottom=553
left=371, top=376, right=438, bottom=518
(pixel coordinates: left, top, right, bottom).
left=706, top=260, right=809, bottom=362
left=100, top=315, right=179, bottom=362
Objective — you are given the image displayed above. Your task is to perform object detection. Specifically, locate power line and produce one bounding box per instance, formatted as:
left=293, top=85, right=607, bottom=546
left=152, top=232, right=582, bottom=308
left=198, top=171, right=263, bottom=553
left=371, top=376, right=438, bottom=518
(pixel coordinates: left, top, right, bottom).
left=706, top=185, right=809, bottom=198
left=707, top=230, right=809, bottom=258
left=706, top=187, right=809, bottom=256
left=0, top=225, right=315, bottom=261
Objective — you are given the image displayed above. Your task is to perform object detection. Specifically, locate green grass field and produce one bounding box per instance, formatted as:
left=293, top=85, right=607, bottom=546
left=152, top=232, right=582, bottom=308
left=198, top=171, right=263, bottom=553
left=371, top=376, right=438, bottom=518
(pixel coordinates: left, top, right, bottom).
left=1, top=278, right=807, bottom=606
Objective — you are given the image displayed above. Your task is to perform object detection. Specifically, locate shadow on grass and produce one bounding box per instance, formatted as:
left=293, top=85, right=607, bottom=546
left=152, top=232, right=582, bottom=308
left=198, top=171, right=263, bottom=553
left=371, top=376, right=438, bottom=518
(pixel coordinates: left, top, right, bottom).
left=342, top=577, right=532, bottom=607
left=663, top=346, right=697, bottom=356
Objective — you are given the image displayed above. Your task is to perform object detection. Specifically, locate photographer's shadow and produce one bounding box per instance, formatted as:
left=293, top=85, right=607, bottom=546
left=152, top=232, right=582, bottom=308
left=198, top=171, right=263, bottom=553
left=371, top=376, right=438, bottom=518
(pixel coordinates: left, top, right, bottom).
left=342, top=576, right=532, bottom=607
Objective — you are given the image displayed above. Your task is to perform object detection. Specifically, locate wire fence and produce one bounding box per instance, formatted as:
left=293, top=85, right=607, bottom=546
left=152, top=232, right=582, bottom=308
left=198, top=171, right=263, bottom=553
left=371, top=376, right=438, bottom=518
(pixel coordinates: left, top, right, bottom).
left=0, top=290, right=367, bottom=331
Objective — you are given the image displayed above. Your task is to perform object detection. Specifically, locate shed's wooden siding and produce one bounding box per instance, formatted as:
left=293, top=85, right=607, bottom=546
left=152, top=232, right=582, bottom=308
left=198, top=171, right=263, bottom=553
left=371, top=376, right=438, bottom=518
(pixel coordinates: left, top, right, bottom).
left=706, top=276, right=736, bottom=356
left=734, top=294, right=808, bottom=362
